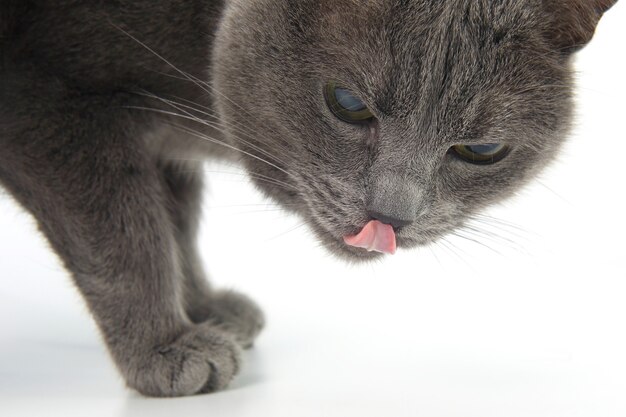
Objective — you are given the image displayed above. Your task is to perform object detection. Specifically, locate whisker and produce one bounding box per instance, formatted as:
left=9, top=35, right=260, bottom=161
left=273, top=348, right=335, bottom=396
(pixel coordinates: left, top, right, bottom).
left=428, top=243, right=444, bottom=268
left=155, top=93, right=268, bottom=138
left=535, top=179, right=571, bottom=205
left=471, top=213, right=529, bottom=234
left=264, top=222, right=307, bottom=243
left=207, top=202, right=298, bottom=209
left=439, top=236, right=473, bottom=268
left=450, top=231, right=503, bottom=256
left=126, top=104, right=296, bottom=185
left=110, top=24, right=218, bottom=103
left=468, top=215, right=535, bottom=248
left=135, top=91, right=294, bottom=162
left=172, top=168, right=299, bottom=192
left=110, top=27, right=297, bottom=166
left=166, top=122, right=300, bottom=182
left=128, top=98, right=291, bottom=168
left=461, top=224, right=521, bottom=248
left=112, top=23, right=275, bottom=129
left=198, top=174, right=295, bottom=191
left=210, top=208, right=289, bottom=215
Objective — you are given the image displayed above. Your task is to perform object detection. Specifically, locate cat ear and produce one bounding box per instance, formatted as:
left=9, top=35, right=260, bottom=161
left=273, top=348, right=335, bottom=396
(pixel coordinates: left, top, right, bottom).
left=545, top=0, right=617, bottom=52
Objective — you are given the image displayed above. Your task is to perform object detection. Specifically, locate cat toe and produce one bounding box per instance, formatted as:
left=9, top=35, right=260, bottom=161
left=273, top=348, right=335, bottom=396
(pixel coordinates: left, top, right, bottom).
left=127, top=324, right=241, bottom=397
left=188, top=290, right=265, bottom=349
left=211, top=290, right=266, bottom=348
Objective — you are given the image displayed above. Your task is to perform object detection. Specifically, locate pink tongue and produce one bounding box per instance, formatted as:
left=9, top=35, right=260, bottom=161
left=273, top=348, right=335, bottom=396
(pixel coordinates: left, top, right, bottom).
left=343, top=220, right=397, bottom=255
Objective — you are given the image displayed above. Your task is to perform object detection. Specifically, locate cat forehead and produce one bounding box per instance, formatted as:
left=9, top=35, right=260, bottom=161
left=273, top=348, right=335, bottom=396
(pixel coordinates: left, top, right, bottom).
left=316, top=0, right=541, bottom=30
left=312, top=0, right=546, bottom=77
left=311, top=1, right=551, bottom=111
left=230, top=0, right=570, bottom=134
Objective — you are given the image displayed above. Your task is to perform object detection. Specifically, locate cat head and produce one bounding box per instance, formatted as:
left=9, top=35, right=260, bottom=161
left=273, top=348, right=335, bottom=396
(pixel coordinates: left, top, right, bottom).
left=212, top=0, right=616, bottom=260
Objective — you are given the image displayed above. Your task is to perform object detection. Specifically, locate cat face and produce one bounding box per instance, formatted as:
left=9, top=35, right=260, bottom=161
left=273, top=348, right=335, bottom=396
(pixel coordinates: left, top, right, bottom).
left=212, top=0, right=614, bottom=259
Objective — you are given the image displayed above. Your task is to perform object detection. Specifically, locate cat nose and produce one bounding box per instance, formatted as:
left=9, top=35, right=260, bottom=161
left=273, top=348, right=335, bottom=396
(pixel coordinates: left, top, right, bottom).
left=366, top=174, right=421, bottom=230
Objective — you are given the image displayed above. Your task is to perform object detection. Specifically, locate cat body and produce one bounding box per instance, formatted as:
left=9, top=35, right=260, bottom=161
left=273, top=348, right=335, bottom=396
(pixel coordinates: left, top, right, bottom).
left=0, top=0, right=617, bottom=396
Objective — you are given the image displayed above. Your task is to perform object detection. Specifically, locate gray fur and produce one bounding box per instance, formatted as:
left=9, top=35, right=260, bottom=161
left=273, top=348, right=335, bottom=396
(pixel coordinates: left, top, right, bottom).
left=0, top=0, right=616, bottom=397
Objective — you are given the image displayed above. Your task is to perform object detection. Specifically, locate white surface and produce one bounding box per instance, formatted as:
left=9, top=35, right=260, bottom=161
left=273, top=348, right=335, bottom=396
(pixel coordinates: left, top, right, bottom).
left=1, top=6, right=625, bottom=417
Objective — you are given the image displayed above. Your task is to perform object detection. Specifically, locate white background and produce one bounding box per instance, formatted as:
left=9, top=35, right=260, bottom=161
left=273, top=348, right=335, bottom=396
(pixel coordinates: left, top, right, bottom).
left=1, top=5, right=625, bottom=417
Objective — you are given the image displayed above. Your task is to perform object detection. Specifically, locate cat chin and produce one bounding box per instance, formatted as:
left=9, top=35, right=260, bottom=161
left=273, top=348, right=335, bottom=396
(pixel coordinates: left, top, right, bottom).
left=316, top=231, right=432, bottom=263
left=323, top=237, right=387, bottom=263
left=302, top=219, right=384, bottom=263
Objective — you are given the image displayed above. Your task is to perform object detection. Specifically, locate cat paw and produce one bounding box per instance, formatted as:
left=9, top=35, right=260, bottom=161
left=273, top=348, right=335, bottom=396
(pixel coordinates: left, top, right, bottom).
left=187, top=290, right=265, bottom=349
left=127, top=324, right=241, bottom=397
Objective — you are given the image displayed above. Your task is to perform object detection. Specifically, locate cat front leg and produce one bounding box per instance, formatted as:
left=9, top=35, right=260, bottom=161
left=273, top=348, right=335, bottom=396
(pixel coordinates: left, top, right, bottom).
left=160, top=161, right=265, bottom=348
left=160, top=161, right=214, bottom=318
left=0, top=85, right=240, bottom=396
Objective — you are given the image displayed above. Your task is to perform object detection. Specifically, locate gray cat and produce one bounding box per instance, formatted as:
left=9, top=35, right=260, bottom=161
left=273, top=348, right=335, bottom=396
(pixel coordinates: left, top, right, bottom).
left=0, top=0, right=617, bottom=397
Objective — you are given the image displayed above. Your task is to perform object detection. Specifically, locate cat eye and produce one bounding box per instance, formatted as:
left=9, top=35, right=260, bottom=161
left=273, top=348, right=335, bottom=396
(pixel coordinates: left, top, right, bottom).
left=450, top=143, right=510, bottom=165
left=324, top=81, right=374, bottom=124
